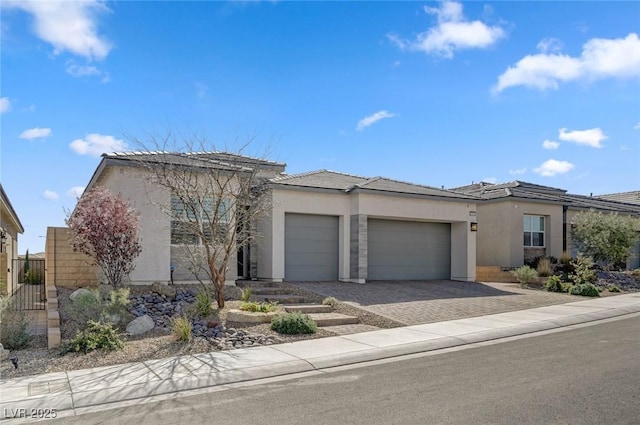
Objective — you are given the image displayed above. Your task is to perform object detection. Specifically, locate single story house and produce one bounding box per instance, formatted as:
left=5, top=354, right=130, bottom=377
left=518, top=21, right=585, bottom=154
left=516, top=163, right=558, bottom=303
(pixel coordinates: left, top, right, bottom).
left=83, top=151, right=478, bottom=285
left=1, top=183, right=24, bottom=295
left=450, top=181, right=640, bottom=270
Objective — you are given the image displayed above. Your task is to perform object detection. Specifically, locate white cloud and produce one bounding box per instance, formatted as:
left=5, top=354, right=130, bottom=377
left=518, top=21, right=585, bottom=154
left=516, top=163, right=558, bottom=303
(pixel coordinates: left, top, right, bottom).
left=69, top=133, right=126, bottom=156
left=542, top=139, right=559, bottom=150
left=509, top=167, right=527, bottom=175
left=533, top=159, right=575, bottom=177
left=3, top=0, right=112, bottom=61
left=558, top=127, right=607, bottom=148
left=388, top=1, right=505, bottom=59
left=19, top=127, right=52, bottom=140
left=634, top=122, right=640, bottom=130
left=356, top=110, right=396, bottom=131
left=65, top=61, right=110, bottom=82
left=43, top=190, right=59, bottom=200
left=66, top=186, right=85, bottom=198
left=494, top=33, right=640, bottom=92
left=536, top=38, right=563, bottom=53
left=0, top=97, right=11, bottom=113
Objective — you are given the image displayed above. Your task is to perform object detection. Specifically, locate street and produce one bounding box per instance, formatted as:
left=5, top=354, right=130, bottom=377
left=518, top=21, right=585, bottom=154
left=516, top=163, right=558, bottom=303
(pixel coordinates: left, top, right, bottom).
left=52, top=315, right=640, bottom=425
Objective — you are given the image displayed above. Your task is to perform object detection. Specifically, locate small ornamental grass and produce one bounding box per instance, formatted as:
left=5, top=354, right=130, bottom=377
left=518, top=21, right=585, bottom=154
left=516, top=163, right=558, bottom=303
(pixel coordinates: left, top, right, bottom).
left=511, top=265, right=538, bottom=287
left=239, top=301, right=279, bottom=313
left=0, top=296, right=33, bottom=350
left=607, top=285, right=621, bottom=293
left=270, top=312, right=317, bottom=335
left=240, top=288, right=252, bottom=302
left=536, top=257, right=553, bottom=277
left=172, top=316, right=192, bottom=342
left=194, top=290, right=213, bottom=318
left=67, top=320, right=125, bottom=354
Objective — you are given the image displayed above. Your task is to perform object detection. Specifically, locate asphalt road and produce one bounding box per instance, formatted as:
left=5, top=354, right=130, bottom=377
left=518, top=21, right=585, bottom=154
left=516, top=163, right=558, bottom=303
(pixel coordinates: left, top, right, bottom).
left=53, top=315, right=640, bottom=425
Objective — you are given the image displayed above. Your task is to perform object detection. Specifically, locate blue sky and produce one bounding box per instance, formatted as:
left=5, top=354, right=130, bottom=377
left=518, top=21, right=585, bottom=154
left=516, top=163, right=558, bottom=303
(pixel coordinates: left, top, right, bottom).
left=1, top=1, right=639, bottom=254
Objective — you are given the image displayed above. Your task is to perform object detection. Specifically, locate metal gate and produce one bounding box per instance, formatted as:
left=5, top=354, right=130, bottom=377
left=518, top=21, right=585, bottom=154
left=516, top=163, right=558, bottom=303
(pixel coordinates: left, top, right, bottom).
left=11, top=258, right=46, bottom=310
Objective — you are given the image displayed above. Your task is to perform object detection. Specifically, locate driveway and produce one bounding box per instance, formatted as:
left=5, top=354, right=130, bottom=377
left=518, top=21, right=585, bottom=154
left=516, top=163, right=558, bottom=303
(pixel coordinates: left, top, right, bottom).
left=290, top=280, right=576, bottom=325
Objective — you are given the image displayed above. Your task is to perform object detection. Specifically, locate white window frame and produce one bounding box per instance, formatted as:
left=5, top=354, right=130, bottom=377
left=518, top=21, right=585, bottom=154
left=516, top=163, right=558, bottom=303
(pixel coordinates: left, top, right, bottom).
left=524, top=214, right=545, bottom=248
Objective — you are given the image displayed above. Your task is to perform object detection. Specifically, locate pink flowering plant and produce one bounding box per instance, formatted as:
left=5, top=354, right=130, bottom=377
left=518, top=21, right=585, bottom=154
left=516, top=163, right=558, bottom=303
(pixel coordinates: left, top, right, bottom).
left=66, top=187, right=142, bottom=288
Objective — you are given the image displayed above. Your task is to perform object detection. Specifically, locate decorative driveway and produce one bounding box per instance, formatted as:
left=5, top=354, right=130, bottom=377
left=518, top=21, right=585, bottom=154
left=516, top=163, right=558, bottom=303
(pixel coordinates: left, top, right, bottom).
left=290, top=280, right=576, bottom=325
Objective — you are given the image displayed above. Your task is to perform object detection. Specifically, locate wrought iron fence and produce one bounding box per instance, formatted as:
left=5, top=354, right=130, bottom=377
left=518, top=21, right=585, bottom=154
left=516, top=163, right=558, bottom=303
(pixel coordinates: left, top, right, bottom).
left=11, top=258, right=46, bottom=310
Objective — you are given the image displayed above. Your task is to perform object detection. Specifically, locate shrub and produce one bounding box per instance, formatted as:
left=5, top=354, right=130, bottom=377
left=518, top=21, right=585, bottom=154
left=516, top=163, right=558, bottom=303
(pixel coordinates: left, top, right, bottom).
left=536, top=257, right=553, bottom=277
left=569, top=283, right=600, bottom=297
left=270, top=312, right=317, bottom=335
left=569, top=255, right=596, bottom=286
left=607, top=285, right=621, bottom=293
left=67, top=320, right=125, bottom=353
left=544, top=275, right=566, bottom=293
left=172, top=316, right=192, bottom=342
left=322, top=297, right=338, bottom=307
left=240, top=287, right=252, bottom=302
left=0, top=297, right=33, bottom=349
left=104, top=288, right=130, bottom=320
left=66, top=289, right=104, bottom=327
left=511, top=265, right=538, bottom=286
left=240, top=301, right=279, bottom=313
left=194, top=290, right=212, bottom=318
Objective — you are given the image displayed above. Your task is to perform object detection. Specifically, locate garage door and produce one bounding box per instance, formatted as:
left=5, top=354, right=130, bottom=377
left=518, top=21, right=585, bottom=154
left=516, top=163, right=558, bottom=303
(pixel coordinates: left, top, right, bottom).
left=285, top=213, right=339, bottom=281
left=368, top=219, right=451, bottom=280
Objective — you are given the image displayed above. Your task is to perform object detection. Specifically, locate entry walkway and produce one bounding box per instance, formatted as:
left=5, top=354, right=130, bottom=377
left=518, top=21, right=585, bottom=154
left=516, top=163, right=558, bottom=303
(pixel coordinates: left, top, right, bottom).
left=2, top=293, right=639, bottom=421
left=292, top=280, right=576, bottom=325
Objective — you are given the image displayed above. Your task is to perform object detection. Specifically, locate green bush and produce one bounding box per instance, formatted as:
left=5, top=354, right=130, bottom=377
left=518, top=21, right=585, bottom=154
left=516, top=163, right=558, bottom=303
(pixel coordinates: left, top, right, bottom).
left=0, top=297, right=33, bottom=349
left=322, top=297, right=338, bottom=307
left=511, top=265, right=538, bottom=286
left=67, top=320, right=125, bottom=353
left=536, top=257, right=553, bottom=277
left=172, top=316, right=192, bottom=342
left=607, top=285, right=621, bottom=293
left=104, top=288, right=130, bottom=319
left=569, top=283, right=600, bottom=297
left=544, top=275, right=566, bottom=293
left=569, top=255, right=596, bottom=286
left=240, top=301, right=279, bottom=313
left=194, top=290, right=212, bottom=317
left=68, top=288, right=131, bottom=328
left=270, top=312, right=317, bottom=335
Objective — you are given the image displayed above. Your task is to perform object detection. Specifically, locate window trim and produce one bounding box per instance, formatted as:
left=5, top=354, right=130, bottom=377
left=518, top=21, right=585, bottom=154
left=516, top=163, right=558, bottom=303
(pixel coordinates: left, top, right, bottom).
left=523, top=214, right=545, bottom=248
left=170, top=195, right=231, bottom=246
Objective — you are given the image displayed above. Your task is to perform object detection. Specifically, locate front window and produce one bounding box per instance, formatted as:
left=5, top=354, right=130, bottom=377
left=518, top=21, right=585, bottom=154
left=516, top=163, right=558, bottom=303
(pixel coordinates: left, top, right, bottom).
left=170, top=195, right=231, bottom=245
left=524, top=215, right=545, bottom=247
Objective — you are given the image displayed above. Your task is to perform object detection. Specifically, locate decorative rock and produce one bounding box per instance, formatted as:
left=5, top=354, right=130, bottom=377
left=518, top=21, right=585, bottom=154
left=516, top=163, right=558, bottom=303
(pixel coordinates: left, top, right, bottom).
left=0, top=343, right=8, bottom=361
left=151, top=281, right=177, bottom=298
left=70, top=288, right=93, bottom=302
left=207, top=321, right=218, bottom=328
left=126, top=314, right=155, bottom=335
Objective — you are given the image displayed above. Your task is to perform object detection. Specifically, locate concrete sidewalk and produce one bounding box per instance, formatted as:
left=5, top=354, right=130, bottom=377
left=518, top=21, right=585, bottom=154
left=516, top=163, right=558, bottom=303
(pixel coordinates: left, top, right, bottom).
left=2, top=293, right=640, bottom=420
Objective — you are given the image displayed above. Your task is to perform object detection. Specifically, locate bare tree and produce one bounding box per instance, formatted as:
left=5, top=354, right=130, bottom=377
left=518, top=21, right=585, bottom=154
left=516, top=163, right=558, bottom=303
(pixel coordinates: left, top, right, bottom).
left=129, top=134, right=274, bottom=308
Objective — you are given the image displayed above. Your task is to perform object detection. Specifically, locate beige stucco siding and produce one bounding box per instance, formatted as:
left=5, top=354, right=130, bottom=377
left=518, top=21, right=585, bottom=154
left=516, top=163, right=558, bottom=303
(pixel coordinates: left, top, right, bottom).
left=94, top=165, right=171, bottom=284
left=258, top=188, right=477, bottom=282
left=476, top=200, right=563, bottom=268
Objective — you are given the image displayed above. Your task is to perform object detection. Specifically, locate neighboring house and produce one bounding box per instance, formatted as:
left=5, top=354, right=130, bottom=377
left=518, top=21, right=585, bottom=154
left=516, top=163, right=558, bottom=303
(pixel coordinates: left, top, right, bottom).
left=0, top=183, right=25, bottom=295
left=597, top=191, right=640, bottom=206
left=83, top=152, right=478, bottom=284
left=451, top=181, right=640, bottom=270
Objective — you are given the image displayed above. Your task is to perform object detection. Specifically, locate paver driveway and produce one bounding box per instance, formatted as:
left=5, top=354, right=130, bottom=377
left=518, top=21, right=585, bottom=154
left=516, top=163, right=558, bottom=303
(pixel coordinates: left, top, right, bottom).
left=291, top=280, right=576, bottom=325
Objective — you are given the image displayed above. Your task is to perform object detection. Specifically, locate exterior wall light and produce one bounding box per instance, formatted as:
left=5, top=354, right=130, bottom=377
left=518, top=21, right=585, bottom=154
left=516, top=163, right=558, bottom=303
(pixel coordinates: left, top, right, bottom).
left=470, top=222, right=478, bottom=232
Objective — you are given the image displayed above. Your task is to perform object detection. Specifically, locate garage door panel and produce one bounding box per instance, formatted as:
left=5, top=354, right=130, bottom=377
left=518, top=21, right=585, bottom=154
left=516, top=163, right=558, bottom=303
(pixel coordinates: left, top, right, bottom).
left=368, top=219, right=451, bottom=280
left=285, top=214, right=339, bottom=281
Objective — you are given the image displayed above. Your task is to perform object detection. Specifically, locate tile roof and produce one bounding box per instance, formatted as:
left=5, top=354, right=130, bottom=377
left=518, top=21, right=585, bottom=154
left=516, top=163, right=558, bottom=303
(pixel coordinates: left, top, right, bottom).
left=450, top=181, right=640, bottom=214
left=103, top=151, right=285, bottom=170
left=270, top=170, right=477, bottom=200
left=597, top=191, right=640, bottom=206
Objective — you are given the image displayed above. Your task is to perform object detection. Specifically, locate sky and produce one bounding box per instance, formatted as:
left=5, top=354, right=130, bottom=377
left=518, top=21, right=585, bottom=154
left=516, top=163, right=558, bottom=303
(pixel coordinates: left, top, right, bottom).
left=1, top=0, right=639, bottom=254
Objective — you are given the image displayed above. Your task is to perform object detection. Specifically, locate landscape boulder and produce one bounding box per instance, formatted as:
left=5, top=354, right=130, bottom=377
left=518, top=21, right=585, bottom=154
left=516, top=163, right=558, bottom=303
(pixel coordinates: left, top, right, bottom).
left=70, top=288, right=93, bottom=302
left=126, top=314, right=155, bottom=335
left=151, top=281, right=177, bottom=298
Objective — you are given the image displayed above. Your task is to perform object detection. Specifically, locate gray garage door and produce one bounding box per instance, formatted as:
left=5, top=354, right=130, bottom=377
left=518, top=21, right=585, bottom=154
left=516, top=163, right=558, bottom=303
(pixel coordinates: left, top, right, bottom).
left=285, top=213, right=339, bottom=281
left=368, top=219, right=451, bottom=280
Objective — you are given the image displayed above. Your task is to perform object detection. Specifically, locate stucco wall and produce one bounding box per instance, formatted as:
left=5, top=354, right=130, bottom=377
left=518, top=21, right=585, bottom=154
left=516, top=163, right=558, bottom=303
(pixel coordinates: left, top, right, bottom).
left=258, top=188, right=477, bottom=282
left=45, top=227, right=97, bottom=288
left=477, top=200, right=563, bottom=268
